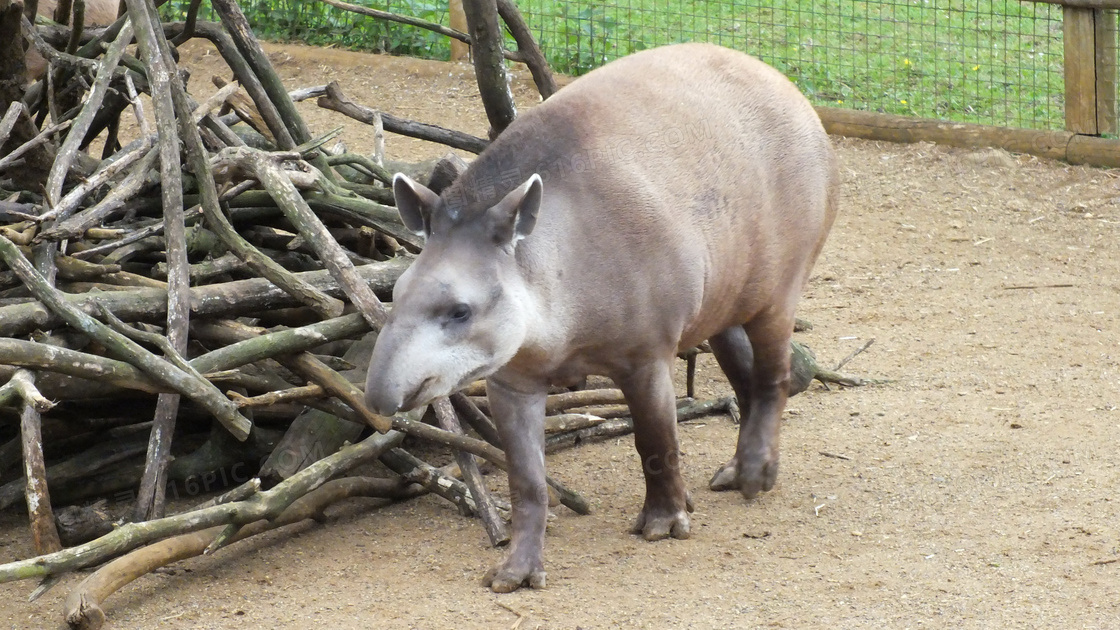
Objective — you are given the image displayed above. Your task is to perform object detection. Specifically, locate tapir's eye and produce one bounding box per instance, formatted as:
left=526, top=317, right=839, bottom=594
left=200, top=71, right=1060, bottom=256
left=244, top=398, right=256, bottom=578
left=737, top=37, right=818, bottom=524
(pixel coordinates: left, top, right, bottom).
left=448, top=303, right=472, bottom=323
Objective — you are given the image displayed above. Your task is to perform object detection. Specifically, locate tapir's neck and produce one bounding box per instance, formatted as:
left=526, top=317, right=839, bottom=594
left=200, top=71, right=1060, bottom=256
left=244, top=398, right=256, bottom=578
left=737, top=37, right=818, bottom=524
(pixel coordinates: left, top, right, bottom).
left=507, top=243, right=550, bottom=342
left=496, top=221, right=588, bottom=387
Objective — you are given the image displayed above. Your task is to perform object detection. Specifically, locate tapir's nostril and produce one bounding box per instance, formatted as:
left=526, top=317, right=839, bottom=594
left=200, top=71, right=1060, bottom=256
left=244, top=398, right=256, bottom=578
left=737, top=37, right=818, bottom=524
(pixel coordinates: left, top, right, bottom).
left=369, top=398, right=399, bottom=416
left=364, top=384, right=400, bottom=417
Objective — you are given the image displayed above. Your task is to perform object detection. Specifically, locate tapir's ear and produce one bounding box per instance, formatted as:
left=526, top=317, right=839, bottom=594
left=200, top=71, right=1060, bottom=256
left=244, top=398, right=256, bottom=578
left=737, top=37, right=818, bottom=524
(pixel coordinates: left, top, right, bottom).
left=488, top=174, right=543, bottom=246
left=393, top=173, right=441, bottom=238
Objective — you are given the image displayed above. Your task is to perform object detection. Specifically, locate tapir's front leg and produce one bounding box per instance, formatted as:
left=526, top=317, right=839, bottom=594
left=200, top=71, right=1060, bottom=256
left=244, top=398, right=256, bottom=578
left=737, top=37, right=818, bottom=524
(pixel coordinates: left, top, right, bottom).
left=481, top=378, right=549, bottom=593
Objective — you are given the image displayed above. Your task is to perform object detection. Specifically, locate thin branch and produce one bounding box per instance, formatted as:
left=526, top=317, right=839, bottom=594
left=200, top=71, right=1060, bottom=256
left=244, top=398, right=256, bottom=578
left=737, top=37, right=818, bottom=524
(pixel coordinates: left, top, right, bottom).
left=834, top=338, right=875, bottom=371
left=433, top=398, right=509, bottom=547
left=318, top=81, right=488, bottom=154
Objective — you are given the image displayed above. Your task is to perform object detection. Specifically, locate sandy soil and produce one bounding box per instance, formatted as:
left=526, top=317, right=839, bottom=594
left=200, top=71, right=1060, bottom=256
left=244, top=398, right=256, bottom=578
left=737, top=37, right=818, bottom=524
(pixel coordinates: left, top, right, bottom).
left=1, top=41, right=1118, bottom=630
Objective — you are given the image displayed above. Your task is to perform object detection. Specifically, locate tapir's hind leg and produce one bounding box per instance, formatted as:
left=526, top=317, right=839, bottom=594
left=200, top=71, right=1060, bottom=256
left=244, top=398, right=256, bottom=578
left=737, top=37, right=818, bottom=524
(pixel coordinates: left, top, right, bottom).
left=707, top=324, right=754, bottom=490
left=618, top=357, right=693, bottom=541
left=708, top=309, right=793, bottom=499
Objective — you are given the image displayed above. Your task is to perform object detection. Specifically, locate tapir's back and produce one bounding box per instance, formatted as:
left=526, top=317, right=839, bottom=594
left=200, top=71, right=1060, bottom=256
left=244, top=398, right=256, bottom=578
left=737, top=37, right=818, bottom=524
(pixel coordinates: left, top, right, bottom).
left=449, top=43, right=838, bottom=351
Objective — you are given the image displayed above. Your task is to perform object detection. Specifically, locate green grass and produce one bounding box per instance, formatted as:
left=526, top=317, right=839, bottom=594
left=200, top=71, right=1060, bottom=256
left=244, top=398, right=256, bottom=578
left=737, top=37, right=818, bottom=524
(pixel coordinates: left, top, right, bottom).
left=160, top=0, right=1071, bottom=130
left=161, top=0, right=454, bottom=58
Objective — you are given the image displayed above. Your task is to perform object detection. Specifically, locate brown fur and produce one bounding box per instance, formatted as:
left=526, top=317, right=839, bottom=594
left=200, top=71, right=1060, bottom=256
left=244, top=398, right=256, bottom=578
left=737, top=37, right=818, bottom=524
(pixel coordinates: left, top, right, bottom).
left=26, top=0, right=119, bottom=81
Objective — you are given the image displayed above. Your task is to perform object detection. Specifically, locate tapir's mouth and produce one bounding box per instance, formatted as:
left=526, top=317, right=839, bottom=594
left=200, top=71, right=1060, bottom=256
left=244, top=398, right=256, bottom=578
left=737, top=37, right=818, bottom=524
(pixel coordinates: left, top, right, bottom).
left=456, top=365, right=490, bottom=391
left=401, top=376, right=437, bottom=411
left=400, top=366, right=494, bottom=411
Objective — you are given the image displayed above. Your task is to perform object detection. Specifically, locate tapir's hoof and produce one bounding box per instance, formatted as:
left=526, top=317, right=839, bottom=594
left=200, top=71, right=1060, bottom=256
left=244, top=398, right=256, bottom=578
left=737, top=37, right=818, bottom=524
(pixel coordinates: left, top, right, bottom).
left=709, top=456, right=779, bottom=500
left=631, top=507, right=691, bottom=541
left=482, top=559, right=546, bottom=593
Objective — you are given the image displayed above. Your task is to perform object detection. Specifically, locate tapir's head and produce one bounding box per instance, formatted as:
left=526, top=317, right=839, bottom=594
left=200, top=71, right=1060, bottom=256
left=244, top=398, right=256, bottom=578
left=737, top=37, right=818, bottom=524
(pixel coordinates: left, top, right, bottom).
left=364, top=172, right=543, bottom=416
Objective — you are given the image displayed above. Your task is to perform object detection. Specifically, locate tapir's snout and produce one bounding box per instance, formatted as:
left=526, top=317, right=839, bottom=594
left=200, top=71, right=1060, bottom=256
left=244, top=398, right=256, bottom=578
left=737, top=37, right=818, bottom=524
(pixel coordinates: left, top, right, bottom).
left=366, top=394, right=400, bottom=418
left=365, top=372, right=436, bottom=417
left=364, top=320, right=442, bottom=416
left=363, top=372, right=402, bottom=417
left=364, top=332, right=408, bottom=417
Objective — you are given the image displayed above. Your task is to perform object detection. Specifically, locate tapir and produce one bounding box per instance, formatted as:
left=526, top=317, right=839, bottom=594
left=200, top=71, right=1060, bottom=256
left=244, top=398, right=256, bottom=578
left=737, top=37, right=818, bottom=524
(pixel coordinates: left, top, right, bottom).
left=365, top=43, right=838, bottom=592
left=26, top=0, right=119, bottom=81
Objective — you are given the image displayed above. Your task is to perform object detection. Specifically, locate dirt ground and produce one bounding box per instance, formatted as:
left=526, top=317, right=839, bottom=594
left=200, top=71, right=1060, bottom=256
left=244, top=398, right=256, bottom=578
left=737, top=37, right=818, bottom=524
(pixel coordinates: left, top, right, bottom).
left=1, top=41, right=1118, bottom=629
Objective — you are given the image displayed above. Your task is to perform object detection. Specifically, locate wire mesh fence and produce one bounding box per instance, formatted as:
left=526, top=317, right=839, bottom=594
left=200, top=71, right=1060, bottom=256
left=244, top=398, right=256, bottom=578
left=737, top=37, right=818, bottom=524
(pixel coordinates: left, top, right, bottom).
left=158, top=1, right=1120, bottom=132
left=517, top=1, right=1068, bottom=130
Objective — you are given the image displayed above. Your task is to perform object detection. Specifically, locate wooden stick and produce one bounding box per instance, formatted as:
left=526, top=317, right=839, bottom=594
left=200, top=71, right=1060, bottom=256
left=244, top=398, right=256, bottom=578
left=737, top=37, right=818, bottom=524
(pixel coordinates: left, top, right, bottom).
left=544, top=413, right=606, bottom=434
left=40, top=147, right=160, bottom=242
left=190, top=315, right=393, bottom=434
left=43, top=19, right=133, bottom=207
left=317, top=0, right=472, bottom=44
left=211, top=0, right=313, bottom=146
left=5, top=368, right=55, bottom=412
left=124, top=0, right=191, bottom=522
left=190, top=313, right=369, bottom=373
left=230, top=384, right=326, bottom=408
left=19, top=372, right=62, bottom=555
left=174, top=21, right=296, bottom=149
left=0, top=101, right=26, bottom=149
left=170, top=0, right=205, bottom=44
left=380, top=447, right=476, bottom=515
left=544, top=389, right=626, bottom=415
left=157, top=24, right=341, bottom=321
left=496, top=0, right=557, bottom=99
left=388, top=413, right=589, bottom=515
left=816, top=105, right=1120, bottom=169
left=433, top=398, right=509, bottom=547
left=36, top=139, right=153, bottom=226
left=472, top=388, right=627, bottom=416
left=450, top=392, right=502, bottom=447
left=314, top=0, right=530, bottom=65
left=0, top=116, right=70, bottom=173
left=0, top=338, right=163, bottom=393
left=304, top=188, right=425, bottom=251
left=545, top=397, right=736, bottom=453
left=317, top=81, right=489, bottom=154
left=834, top=338, right=875, bottom=371
left=1002, top=283, right=1075, bottom=290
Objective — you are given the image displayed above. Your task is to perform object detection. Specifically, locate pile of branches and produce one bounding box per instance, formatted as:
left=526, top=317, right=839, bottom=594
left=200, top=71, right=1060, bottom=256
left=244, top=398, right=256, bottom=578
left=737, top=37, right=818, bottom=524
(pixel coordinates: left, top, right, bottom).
left=0, top=0, right=870, bottom=627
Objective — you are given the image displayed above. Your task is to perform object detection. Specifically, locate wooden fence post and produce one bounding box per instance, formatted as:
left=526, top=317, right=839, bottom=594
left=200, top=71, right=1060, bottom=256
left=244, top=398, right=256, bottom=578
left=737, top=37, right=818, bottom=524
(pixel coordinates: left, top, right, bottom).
left=1095, top=9, right=1117, bottom=135
left=1063, top=7, right=1118, bottom=135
